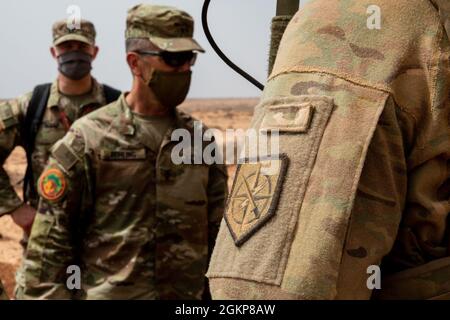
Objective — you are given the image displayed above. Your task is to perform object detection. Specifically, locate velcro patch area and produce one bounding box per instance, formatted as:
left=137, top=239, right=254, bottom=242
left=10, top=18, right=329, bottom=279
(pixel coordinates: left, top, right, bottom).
left=260, top=103, right=314, bottom=132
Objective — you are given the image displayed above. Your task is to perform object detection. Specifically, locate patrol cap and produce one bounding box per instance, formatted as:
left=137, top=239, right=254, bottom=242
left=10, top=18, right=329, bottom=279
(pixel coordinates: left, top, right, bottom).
left=52, top=19, right=96, bottom=46
left=125, top=4, right=205, bottom=53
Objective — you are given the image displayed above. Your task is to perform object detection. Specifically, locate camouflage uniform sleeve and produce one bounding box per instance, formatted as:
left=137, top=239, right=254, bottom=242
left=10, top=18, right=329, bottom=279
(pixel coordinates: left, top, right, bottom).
left=386, top=102, right=450, bottom=268
left=337, top=95, right=450, bottom=298
left=207, top=163, right=228, bottom=256
left=0, top=93, right=32, bottom=216
left=16, top=127, right=88, bottom=300
left=335, top=97, right=408, bottom=298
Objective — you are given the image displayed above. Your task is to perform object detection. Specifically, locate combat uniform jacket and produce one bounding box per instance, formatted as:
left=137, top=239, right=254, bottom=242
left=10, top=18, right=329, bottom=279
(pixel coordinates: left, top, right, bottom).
left=0, top=79, right=107, bottom=213
left=17, top=94, right=228, bottom=300
left=208, top=0, right=450, bottom=299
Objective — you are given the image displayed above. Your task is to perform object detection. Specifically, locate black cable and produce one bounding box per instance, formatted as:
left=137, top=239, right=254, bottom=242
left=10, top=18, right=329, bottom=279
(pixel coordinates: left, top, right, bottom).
left=201, top=0, right=265, bottom=91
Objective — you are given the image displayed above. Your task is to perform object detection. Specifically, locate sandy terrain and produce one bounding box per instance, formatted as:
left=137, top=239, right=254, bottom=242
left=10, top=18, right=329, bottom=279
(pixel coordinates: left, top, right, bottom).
left=0, top=98, right=257, bottom=298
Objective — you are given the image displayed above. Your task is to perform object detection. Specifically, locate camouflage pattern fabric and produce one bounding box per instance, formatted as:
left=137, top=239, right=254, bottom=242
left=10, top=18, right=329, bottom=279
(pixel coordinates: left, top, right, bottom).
left=374, top=257, right=450, bottom=300
left=208, top=0, right=450, bottom=300
left=52, top=19, right=96, bottom=46
left=16, top=94, right=228, bottom=300
left=0, top=79, right=107, bottom=215
left=126, top=4, right=204, bottom=52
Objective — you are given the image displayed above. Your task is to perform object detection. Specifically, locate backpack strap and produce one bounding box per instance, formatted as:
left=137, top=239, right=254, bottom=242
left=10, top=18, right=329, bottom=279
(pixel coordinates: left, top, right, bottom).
left=102, top=84, right=121, bottom=104
left=22, top=83, right=120, bottom=202
left=22, top=83, right=51, bottom=202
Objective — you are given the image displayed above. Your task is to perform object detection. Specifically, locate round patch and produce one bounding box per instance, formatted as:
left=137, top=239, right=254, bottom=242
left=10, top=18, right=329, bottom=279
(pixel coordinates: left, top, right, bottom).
left=38, top=168, right=67, bottom=201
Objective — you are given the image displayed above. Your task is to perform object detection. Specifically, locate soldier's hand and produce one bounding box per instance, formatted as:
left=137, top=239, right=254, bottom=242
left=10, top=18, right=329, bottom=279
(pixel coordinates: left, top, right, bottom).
left=11, top=204, right=36, bottom=236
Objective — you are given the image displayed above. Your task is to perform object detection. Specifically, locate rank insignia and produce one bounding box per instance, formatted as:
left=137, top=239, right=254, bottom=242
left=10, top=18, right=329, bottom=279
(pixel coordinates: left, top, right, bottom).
left=38, top=168, right=67, bottom=202
left=225, top=155, right=288, bottom=246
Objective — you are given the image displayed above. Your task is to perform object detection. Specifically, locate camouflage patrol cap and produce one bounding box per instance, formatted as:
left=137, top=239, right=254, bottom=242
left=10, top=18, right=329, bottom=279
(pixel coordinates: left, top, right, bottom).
left=52, top=19, right=96, bottom=46
left=125, top=4, right=205, bottom=52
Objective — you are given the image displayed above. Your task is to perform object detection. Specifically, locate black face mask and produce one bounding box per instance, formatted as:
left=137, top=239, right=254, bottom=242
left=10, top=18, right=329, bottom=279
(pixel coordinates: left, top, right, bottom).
left=57, top=51, right=92, bottom=80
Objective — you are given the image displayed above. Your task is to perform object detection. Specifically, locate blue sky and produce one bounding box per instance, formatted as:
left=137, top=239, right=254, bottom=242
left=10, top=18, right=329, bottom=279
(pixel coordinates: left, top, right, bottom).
left=0, top=0, right=309, bottom=99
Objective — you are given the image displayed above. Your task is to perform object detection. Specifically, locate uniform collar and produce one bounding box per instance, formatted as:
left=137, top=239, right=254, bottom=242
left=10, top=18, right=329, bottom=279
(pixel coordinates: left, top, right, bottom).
left=116, top=93, right=195, bottom=150
left=46, top=77, right=104, bottom=110
left=117, top=93, right=193, bottom=133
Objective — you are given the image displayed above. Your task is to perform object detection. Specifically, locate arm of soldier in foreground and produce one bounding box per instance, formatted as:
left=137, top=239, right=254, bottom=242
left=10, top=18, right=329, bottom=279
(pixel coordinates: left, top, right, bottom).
left=336, top=96, right=450, bottom=299
left=374, top=105, right=450, bottom=299
left=16, top=131, right=87, bottom=300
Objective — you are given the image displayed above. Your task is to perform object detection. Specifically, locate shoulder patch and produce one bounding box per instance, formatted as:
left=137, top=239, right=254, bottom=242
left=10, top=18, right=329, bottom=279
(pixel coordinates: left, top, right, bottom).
left=38, top=167, right=67, bottom=202
left=225, top=155, right=289, bottom=246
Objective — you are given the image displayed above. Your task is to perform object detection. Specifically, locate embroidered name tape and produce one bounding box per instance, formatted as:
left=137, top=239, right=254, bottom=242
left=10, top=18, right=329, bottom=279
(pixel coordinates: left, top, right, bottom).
left=100, top=149, right=147, bottom=161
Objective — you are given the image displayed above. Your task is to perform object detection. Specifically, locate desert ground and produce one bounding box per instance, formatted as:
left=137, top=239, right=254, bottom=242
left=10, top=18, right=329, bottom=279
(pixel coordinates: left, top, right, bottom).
left=0, top=97, right=257, bottom=298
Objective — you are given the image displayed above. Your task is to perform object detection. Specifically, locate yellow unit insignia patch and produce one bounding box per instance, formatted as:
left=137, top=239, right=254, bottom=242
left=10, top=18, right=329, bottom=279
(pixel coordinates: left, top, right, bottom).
left=225, top=155, right=289, bottom=246
left=38, top=168, right=67, bottom=202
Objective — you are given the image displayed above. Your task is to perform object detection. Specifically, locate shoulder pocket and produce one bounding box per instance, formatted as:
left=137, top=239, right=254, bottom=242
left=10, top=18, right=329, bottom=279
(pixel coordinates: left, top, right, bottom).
left=209, top=95, right=335, bottom=283
left=209, top=84, right=388, bottom=298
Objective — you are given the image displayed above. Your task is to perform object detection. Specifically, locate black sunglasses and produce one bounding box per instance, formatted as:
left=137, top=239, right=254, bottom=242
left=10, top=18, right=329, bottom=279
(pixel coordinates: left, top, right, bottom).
left=135, top=50, right=197, bottom=68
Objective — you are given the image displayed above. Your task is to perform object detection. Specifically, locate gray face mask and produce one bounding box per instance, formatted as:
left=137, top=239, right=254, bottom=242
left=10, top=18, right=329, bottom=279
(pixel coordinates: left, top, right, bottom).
left=57, top=51, right=92, bottom=80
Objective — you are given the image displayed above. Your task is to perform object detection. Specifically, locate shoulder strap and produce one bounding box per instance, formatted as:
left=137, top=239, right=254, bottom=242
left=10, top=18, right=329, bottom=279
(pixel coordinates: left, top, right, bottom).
left=102, top=84, right=121, bottom=104
left=22, top=83, right=51, bottom=202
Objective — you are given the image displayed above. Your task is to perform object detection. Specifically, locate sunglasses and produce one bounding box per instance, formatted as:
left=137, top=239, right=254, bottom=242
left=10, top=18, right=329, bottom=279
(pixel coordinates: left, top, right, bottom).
left=135, top=50, right=197, bottom=68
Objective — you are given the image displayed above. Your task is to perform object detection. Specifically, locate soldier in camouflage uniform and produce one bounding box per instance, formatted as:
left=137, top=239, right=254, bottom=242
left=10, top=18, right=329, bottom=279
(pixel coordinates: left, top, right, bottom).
left=16, top=4, right=228, bottom=300
left=208, top=0, right=450, bottom=299
left=0, top=19, right=119, bottom=236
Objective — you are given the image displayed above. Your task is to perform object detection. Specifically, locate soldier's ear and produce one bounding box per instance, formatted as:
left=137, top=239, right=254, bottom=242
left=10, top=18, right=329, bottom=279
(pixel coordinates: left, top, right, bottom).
left=50, top=47, right=57, bottom=59
left=91, top=46, right=99, bottom=60
left=126, top=52, right=142, bottom=77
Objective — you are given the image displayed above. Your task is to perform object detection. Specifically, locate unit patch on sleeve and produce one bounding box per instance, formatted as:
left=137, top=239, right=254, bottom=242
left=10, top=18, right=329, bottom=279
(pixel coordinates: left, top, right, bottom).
left=38, top=168, right=67, bottom=202
left=225, top=155, right=289, bottom=246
